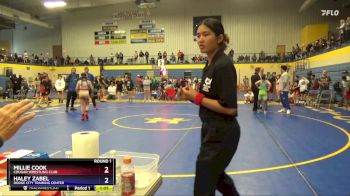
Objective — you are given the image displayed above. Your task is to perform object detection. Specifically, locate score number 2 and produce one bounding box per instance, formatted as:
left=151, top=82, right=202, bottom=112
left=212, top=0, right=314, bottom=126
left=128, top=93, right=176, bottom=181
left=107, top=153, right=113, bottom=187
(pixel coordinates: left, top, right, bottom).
left=104, top=166, right=109, bottom=174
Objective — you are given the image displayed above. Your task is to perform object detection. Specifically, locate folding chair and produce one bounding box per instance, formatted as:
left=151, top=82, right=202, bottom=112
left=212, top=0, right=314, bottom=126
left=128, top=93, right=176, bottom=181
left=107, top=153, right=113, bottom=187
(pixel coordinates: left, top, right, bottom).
left=315, top=90, right=333, bottom=108
left=306, top=90, right=319, bottom=107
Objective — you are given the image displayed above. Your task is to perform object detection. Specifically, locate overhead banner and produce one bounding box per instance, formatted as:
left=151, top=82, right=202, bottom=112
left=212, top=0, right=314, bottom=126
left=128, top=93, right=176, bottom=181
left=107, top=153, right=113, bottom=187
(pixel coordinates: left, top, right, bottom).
left=111, top=31, right=127, bottom=44
left=94, top=31, right=110, bottom=45
left=130, top=29, right=148, bottom=43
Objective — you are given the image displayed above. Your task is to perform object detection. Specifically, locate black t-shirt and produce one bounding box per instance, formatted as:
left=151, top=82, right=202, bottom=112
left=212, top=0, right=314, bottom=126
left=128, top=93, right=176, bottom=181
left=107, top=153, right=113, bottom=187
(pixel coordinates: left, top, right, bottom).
left=125, top=80, right=134, bottom=91
left=251, top=74, right=260, bottom=92
left=199, top=50, right=237, bottom=121
left=116, top=80, right=123, bottom=91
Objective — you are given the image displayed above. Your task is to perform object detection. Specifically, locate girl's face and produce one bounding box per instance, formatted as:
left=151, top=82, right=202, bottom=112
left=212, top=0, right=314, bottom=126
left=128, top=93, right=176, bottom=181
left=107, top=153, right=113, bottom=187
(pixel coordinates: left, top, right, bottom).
left=196, top=24, right=221, bottom=54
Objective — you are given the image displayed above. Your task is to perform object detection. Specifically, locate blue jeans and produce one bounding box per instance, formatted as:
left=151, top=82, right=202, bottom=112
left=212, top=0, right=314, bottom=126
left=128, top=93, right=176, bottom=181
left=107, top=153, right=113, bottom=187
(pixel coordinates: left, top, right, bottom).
left=280, top=91, right=290, bottom=110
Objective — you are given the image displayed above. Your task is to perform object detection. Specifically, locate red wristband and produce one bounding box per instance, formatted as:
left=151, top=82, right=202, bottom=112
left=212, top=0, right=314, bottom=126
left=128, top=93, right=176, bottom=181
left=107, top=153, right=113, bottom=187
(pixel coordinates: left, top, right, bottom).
left=194, top=93, right=205, bottom=106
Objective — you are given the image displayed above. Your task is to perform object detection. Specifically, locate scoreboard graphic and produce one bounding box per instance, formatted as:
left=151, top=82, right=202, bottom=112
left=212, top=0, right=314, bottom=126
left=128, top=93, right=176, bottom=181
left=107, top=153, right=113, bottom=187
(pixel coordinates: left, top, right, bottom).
left=7, top=159, right=115, bottom=191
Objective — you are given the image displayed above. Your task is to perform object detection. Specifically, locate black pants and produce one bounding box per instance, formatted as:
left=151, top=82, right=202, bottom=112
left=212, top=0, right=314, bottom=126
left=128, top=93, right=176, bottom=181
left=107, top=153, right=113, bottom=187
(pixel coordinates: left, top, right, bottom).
left=89, top=90, right=97, bottom=107
left=194, top=119, right=240, bottom=196
left=253, top=90, right=259, bottom=111
left=66, top=91, right=77, bottom=108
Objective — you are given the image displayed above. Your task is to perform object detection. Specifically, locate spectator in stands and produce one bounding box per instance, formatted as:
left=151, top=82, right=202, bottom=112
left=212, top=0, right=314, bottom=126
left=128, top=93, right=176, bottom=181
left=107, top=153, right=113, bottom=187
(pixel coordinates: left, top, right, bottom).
left=192, top=55, right=198, bottom=63
left=139, top=50, right=145, bottom=64
left=74, top=58, right=80, bottom=65
left=55, top=75, right=65, bottom=104
left=145, top=51, right=149, bottom=64
left=333, top=80, right=344, bottom=107
left=10, top=74, right=19, bottom=99
left=244, top=88, right=254, bottom=104
left=150, top=57, right=156, bottom=64
left=90, top=54, right=95, bottom=65
left=0, top=99, right=35, bottom=148
left=310, top=74, right=319, bottom=90
left=107, top=82, right=117, bottom=100
left=158, top=51, right=162, bottom=60
left=244, top=54, right=250, bottom=63
left=299, top=76, right=309, bottom=101
left=125, top=76, right=134, bottom=102
left=163, top=51, right=168, bottom=64
left=34, top=75, right=41, bottom=99
left=143, top=76, right=151, bottom=102
left=258, top=50, right=265, bottom=62
left=318, top=70, right=332, bottom=92
left=177, top=50, right=181, bottom=63
left=345, top=17, right=350, bottom=42
left=115, top=52, right=120, bottom=64
left=115, top=76, right=124, bottom=100
left=98, top=75, right=108, bottom=102
left=2, top=80, right=10, bottom=100
left=342, top=75, right=350, bottom=110
left=23, top=51, right=29, bottom=63
left=252, top=53, right=257, bottom=63
left=337, top=19, right=346, bottom=44
left=119, top=52, right=124, bottom=64
left=134, top=51, right=138, bottom=63
left=66, top=55, right=71, bottom=65
left=164, top=80, right=176, bottom=101
left=243, top=76, right=249, bottom=92
left=14, top=53, right=18, bottom=63
left=170, top=52, right=176, bottom=64
left=136, top=75, right=143, bottom=93
left=18, top=75, right=23, bottom=89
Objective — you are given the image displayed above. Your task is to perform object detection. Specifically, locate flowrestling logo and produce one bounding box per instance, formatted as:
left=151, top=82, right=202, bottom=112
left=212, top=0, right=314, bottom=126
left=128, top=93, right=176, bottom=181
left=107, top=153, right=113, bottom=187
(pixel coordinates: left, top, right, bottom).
left=321, top=10, right=339, bottom=16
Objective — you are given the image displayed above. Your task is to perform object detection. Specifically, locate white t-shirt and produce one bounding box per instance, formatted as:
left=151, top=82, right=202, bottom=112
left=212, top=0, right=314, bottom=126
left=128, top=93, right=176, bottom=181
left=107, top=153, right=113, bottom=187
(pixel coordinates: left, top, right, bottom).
left=55, top=79, right=65, bottom=91
left=108, top=86, right=116, bottom=95
left=299, top=78, right=309, bottom=92
left=279, top=72, right=290, bottom=92
left=143, top=79, right=151, bottom=91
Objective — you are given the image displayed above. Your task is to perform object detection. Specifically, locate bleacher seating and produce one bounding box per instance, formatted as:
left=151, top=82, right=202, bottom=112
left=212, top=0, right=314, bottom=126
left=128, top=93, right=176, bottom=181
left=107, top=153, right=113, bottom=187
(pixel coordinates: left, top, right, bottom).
left=296, top=62, right=350, bottom=85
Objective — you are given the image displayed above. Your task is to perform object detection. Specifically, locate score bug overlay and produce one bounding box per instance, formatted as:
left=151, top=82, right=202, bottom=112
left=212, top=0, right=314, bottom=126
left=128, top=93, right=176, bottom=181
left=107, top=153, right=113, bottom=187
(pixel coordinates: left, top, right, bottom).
left=7, top=158, right=115, bottom=191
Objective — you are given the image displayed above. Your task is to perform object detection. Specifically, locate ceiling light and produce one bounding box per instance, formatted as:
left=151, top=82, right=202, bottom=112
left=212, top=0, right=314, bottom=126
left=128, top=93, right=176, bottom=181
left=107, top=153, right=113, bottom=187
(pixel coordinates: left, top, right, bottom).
left=43, top=1, right=67, bottom=9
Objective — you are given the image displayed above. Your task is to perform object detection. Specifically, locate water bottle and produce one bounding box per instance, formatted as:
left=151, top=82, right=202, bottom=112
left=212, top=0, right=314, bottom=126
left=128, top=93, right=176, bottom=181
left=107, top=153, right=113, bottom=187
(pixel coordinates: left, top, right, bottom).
left=64, top=151, right=74, bottom=196
left=109, top=150, right=121, bottom=194
left=121, top=156, right=135, bottom=196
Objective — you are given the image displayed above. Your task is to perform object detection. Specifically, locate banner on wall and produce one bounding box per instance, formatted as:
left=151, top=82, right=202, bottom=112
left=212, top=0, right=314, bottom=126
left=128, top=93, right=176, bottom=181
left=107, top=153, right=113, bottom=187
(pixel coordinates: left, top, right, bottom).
left=111, top=31, right=127, bottom=44
left=130, top=28, right=165, bottom=44
left=147, top=28, right=165, bottom=43
left=130, top=29, right=148, bottom=43
left=94, top=31, right=110, bottom=45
